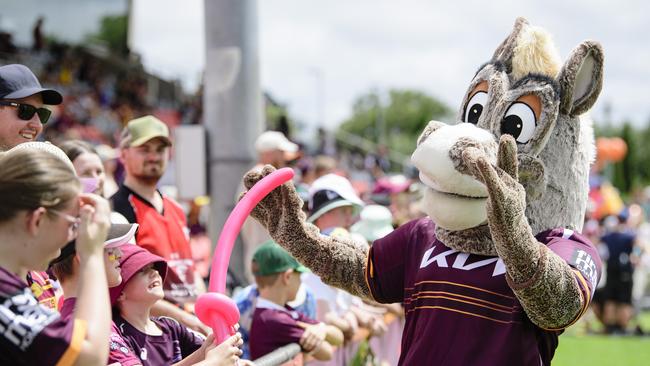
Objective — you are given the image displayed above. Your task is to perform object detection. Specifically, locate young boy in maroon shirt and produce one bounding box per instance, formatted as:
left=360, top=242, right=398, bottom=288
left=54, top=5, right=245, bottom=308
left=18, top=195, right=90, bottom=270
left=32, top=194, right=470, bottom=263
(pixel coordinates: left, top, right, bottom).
left=249, top=241, right=343, bottom=361
left=111, top=244, right=245, bottom=365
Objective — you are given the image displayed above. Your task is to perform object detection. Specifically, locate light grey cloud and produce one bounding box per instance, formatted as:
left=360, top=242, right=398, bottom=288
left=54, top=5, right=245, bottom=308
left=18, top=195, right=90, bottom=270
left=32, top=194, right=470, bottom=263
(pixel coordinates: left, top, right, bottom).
left=253, top=0, right=650, bottom=130
left=4, top=0, right=648, bottom=130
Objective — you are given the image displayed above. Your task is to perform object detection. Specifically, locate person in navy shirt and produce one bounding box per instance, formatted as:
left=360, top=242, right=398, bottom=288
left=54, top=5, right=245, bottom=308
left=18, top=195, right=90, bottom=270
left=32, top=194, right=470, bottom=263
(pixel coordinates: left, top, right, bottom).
left=600, top=213, right=640, bottom=334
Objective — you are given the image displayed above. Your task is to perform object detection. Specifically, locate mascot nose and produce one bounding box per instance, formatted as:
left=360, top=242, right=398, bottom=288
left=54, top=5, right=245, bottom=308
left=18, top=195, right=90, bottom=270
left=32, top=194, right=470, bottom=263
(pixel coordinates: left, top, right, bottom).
left=412, top=122, right=497, bottom=197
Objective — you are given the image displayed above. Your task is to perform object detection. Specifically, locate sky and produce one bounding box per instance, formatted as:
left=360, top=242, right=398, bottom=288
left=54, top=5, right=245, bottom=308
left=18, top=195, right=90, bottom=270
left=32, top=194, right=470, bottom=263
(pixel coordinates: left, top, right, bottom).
left=3, top=0, right=650, bottom=131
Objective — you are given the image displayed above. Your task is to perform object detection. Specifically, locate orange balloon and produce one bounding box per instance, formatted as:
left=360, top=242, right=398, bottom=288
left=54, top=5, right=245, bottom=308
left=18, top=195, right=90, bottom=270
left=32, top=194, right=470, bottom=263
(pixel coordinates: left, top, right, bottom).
left=608, top=137, right=627, bottom=162
left=596, top=137, right=628, bottom=162
left=596, top=138, right=612, bottom=161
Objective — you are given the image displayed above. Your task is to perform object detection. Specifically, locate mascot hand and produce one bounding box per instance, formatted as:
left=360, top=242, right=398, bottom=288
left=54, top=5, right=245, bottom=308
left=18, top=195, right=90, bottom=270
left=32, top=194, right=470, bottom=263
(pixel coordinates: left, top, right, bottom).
left=240, top=165, right=307, bottom=239
left=462, top=134, right=543, bottom=284
left=462, top=134, right=526, bottom=233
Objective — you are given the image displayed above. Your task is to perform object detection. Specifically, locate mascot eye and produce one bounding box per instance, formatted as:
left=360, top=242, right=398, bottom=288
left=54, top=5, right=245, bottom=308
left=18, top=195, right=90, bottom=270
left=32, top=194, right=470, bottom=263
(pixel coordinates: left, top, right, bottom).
left=463, top=91, right=487, bottom=124
left=501, top=102, right=537, bottom=144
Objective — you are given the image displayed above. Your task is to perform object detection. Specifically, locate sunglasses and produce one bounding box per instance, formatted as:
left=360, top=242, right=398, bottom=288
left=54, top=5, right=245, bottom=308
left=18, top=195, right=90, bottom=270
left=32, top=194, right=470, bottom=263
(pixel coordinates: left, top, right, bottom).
left=0, top=101, right=52, bottom=124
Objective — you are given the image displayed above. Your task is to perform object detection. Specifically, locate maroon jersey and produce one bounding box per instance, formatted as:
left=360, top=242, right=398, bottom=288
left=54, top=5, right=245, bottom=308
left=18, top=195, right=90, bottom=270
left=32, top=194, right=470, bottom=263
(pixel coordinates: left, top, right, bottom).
left=249, top=298, right=319, bottom=360
left=114, top=314, right=204, bottom=365
left=0, top=267, right=85, bottom=365
left=108, top=321, right=143, bottom=366
left=59, top=297, right=75, bottom=320
left=59, top=297, right=142, bottom=366
left=365, top=218, right=601, bottom=366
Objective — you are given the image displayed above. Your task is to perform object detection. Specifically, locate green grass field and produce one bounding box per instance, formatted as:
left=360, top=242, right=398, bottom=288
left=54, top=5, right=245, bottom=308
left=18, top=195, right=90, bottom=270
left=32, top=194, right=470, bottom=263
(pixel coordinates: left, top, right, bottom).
left=553, top=312, right=650, bottom=366
left=554, top=336, right=650, bottom=365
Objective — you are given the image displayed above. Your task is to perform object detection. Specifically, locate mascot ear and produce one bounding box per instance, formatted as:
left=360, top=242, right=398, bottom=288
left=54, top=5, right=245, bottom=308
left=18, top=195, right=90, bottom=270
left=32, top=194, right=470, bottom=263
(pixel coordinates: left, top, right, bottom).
left=557, top=41, right=604, bottom=117
left=491, top=17, right=529, bottom=70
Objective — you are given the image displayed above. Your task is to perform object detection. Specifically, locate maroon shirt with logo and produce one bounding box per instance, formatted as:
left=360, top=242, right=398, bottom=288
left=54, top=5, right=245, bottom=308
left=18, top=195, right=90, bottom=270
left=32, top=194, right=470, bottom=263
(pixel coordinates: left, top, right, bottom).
left=59, top=297, right=142, bottom=366
left=114, top=314, right=204, bottom=365
left=249, top=298, right=319, bottom=360
left=366, top=218, right=601, bottom=366
left=0, top=267, right=83, bottom=365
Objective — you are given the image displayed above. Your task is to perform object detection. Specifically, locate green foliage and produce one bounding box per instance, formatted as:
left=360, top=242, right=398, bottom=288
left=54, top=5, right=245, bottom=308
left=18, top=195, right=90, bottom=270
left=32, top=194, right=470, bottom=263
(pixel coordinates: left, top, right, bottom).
left=611, top=123, right=636, bottom=193
left=350, top=339, right=379, bottom=366
left=338, top=89, right=452, bottom=156
left=596, top=119, right=650, bottom=194
left=634, top=122, right=650, bottom=184
left=86, top=14, right=129, bottom=56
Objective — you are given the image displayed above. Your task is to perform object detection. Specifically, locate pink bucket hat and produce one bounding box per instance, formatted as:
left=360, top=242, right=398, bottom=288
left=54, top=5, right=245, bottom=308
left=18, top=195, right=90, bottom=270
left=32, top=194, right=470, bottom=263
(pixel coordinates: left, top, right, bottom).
left=109, top=245, right=168, bottom=305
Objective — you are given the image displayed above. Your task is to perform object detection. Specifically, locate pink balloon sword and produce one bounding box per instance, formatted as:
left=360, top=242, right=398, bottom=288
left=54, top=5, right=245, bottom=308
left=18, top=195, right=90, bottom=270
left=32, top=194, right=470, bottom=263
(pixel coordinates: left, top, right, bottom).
left=195, top=167, right=295, bottom=343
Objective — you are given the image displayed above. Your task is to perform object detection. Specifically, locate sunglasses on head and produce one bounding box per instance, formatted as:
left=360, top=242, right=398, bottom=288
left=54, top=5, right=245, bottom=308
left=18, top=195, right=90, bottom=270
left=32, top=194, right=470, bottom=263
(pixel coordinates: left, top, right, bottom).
left=0, top=100, right=52, bottom=124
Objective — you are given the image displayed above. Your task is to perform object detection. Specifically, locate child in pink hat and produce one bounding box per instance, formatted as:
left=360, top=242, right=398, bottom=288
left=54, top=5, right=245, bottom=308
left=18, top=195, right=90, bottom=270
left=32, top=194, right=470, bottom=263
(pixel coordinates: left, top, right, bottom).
left=111, top=245, right=245, bottom=365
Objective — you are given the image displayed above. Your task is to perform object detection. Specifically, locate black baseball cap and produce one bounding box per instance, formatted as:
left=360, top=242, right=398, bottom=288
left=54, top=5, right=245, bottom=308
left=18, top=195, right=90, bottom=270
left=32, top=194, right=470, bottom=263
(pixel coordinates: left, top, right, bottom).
left=0, top=64, right=62, bottom=105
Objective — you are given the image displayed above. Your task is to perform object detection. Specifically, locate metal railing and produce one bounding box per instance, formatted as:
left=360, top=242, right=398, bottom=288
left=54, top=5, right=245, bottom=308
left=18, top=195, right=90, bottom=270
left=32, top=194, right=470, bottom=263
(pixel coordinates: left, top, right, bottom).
left=335, top=128, right=412, bottom=172
left=252, top=343, right=301, bottom=366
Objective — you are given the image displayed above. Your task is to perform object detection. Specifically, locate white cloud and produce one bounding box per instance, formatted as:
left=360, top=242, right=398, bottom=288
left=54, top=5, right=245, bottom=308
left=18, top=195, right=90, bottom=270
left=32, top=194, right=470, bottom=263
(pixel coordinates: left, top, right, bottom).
left=129, top=0, right=650, bottom=128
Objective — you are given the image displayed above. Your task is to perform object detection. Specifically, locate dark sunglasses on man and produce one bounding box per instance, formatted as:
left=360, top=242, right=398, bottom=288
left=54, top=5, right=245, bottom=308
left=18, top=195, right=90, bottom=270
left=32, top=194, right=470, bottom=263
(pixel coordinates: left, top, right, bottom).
left=0, top=100, right=52, bottom=124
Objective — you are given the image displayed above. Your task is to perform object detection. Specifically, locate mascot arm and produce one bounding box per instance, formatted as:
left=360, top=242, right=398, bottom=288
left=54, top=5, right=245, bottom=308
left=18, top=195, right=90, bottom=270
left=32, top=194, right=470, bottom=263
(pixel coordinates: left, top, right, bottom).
left=505, top=240, right=588, bottom=330
left=463, top=136, right=586, bottom=329
left=492, top=216, right=586, bottom=330
left=242, top=165, right=372, bottom=299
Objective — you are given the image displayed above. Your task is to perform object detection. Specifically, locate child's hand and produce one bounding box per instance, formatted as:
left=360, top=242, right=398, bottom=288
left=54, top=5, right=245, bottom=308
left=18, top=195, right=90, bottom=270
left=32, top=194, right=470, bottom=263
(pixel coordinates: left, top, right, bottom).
left=368, top=316, right=388, bottom=337
left=75, top=193, right=110, bottom=257
left=298, top=322, right=326, bottom=352
left=199, top=333, right=216, bottom=357
left=204, top=332, right=243, bottom=366
left=342, top=311, right=360, bottom=341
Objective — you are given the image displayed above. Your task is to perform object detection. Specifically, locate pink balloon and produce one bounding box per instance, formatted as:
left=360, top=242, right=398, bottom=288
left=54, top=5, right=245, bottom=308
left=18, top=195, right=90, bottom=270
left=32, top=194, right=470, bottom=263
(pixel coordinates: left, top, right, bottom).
left=195, top=167, right=295, bottom=343
left=194, top=293, right=239, bottom=343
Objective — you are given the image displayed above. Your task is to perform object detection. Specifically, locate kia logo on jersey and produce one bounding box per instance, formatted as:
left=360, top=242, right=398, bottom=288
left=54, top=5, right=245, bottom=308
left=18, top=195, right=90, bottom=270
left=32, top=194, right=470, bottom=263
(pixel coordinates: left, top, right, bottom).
left=419, top=246, right=506, bottom=277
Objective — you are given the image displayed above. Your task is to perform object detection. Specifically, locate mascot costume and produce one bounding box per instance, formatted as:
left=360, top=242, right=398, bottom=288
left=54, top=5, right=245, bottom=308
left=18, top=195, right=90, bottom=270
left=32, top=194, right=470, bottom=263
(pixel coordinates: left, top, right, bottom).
left=242, top=17, right=603, bottom=365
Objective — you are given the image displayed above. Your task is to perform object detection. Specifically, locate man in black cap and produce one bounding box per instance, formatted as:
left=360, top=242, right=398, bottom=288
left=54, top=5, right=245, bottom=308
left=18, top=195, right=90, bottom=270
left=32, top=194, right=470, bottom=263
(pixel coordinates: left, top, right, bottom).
left=0, top=63, right=62, bottom=150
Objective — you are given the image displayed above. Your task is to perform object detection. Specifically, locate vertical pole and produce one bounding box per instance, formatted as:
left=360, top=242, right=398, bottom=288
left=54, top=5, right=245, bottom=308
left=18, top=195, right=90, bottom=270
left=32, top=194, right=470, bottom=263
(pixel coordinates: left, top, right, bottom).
left=204, top=0, right=262, bottom=286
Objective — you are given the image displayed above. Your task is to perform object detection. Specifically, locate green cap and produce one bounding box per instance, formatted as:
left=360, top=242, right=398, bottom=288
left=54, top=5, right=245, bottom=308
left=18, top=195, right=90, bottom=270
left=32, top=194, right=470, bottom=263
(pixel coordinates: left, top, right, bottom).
left=120, top=115, right=172, bottom=148
left=252, top=240, right=309, bottom=276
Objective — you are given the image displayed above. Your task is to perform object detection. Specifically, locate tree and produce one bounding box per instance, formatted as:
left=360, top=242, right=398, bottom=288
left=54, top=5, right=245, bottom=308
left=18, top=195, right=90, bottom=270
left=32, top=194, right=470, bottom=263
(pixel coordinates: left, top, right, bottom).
left=635, top=118, right=650, bottom=186
left=611, top=122, right=636, bottom=193
left=86, top=14, right=129, bottom=56
left=338, top=89, right=452, bottom=156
